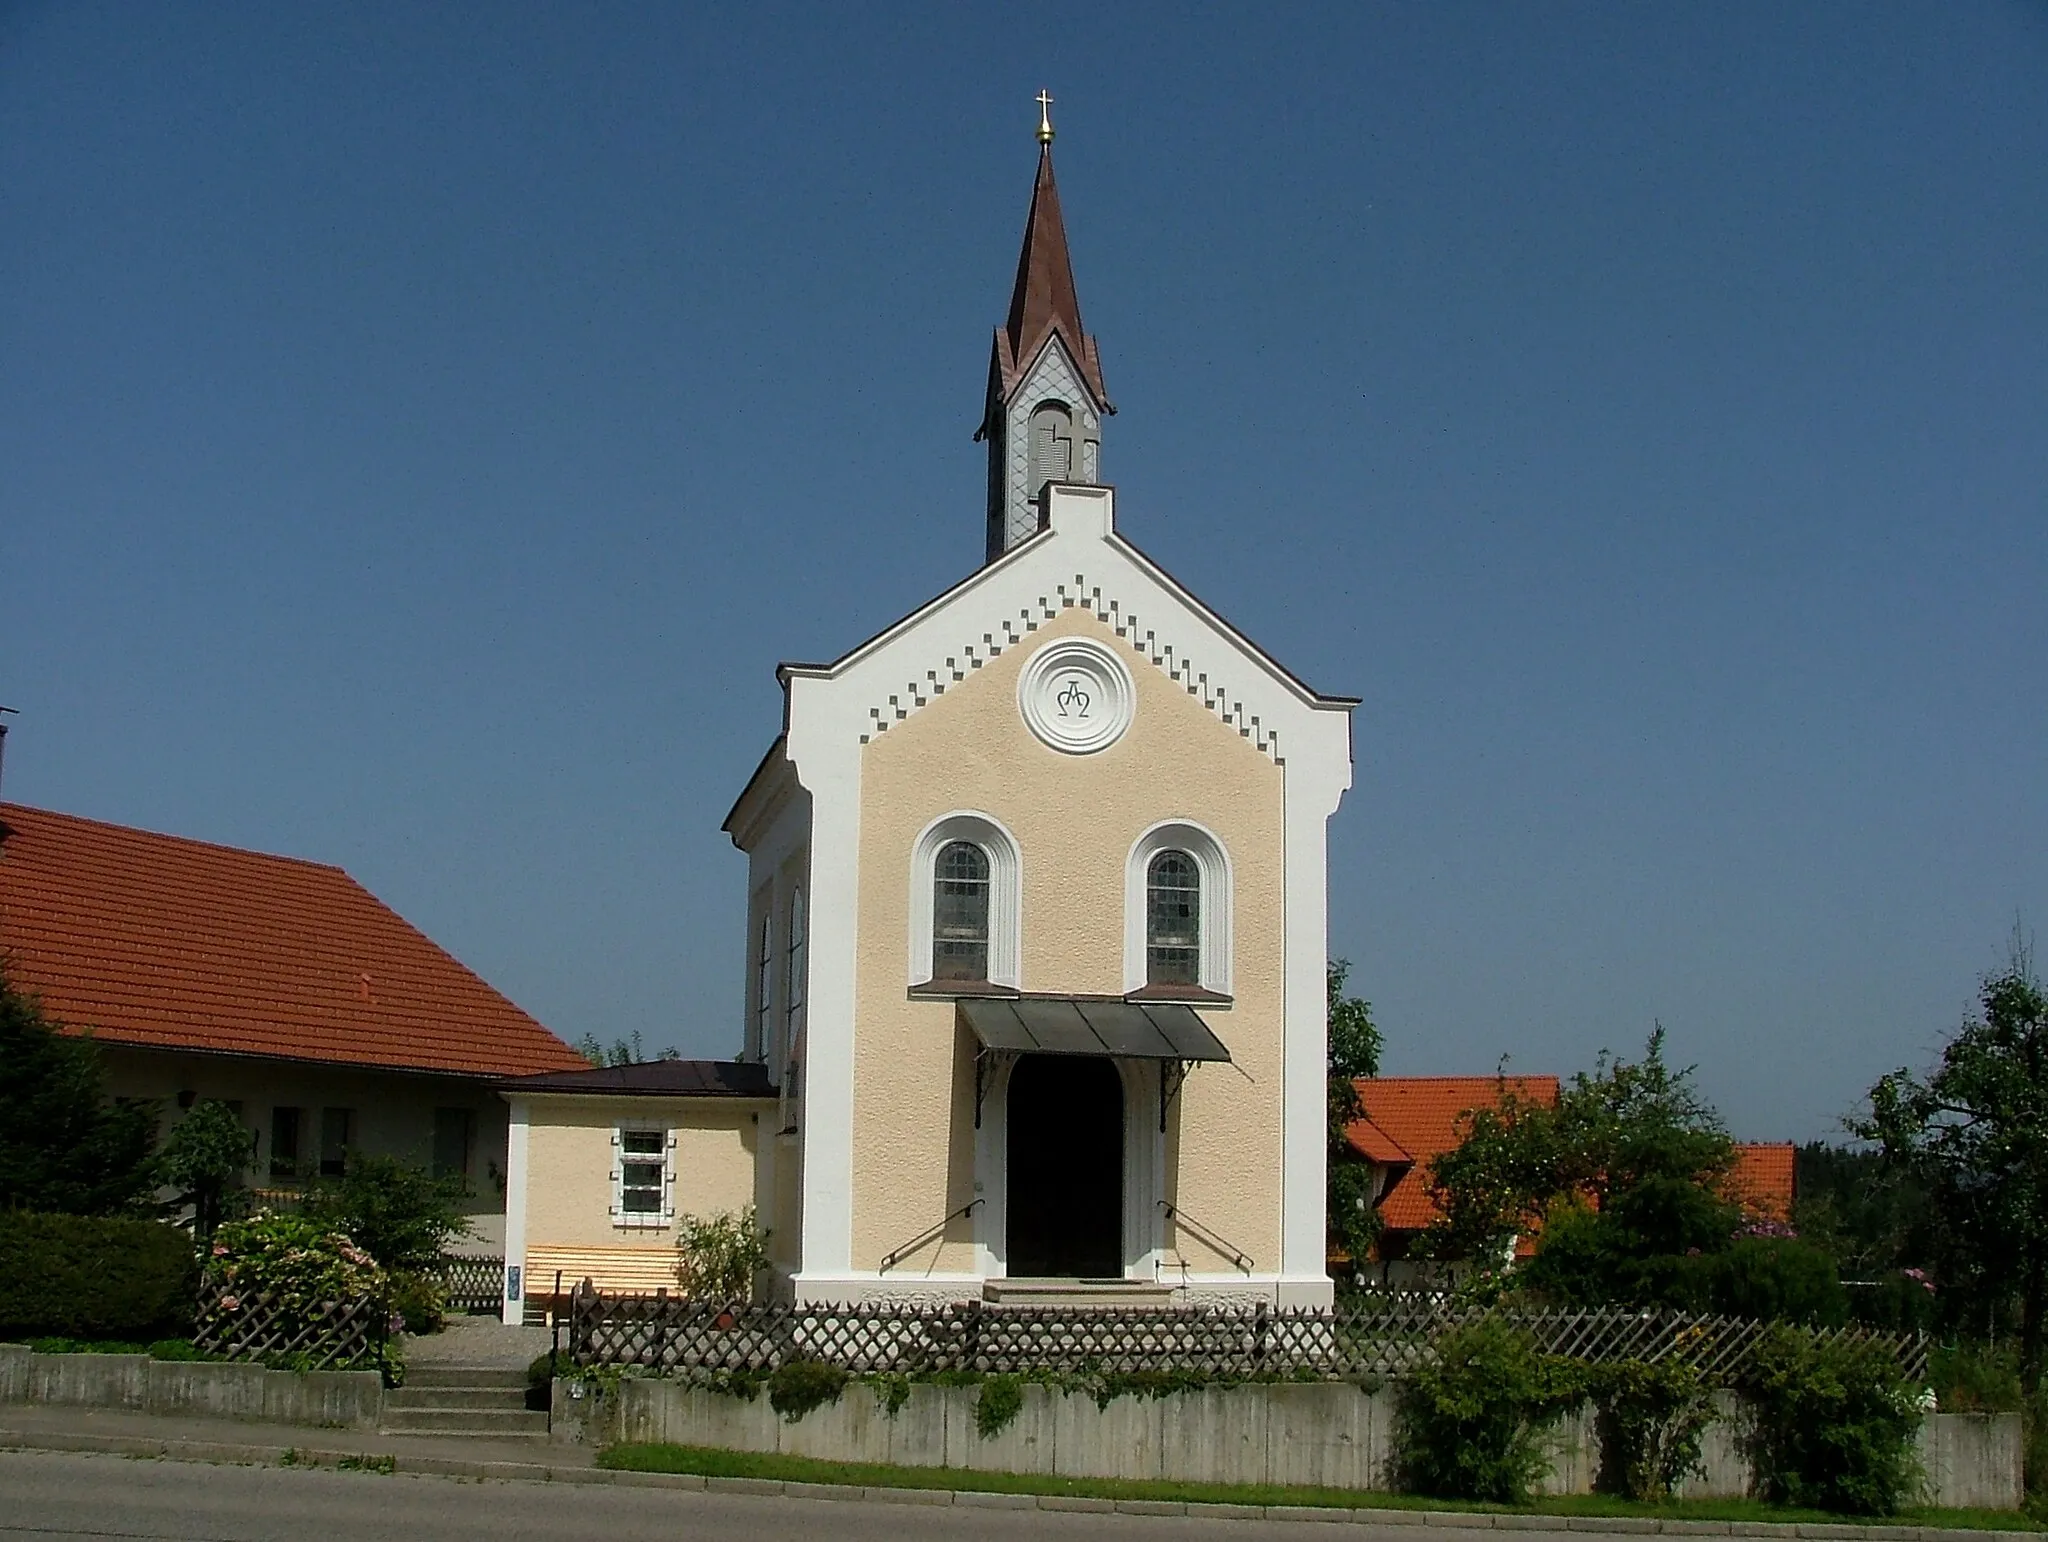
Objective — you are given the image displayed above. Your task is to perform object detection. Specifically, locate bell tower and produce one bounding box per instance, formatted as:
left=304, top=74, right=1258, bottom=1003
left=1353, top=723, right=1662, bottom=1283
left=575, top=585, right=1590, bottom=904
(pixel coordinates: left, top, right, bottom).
left=977, top=93, right=1114, bottom=564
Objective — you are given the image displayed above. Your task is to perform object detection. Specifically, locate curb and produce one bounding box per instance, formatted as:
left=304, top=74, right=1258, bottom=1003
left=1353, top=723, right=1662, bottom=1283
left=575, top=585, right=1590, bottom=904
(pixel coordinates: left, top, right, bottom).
left=0, top=1428, right=2033, bottom=1539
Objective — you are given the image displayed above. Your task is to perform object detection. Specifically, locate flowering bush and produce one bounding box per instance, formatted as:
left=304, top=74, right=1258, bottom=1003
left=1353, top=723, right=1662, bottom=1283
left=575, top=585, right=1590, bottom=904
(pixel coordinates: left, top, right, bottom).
left=204, top=1213, right=386, bottom=1318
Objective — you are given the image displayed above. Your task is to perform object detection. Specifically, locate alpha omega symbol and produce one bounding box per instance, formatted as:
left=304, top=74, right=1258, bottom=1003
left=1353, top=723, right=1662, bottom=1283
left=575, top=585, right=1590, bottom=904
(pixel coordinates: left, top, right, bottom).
left=1054, top=676, right=1091, bottom=718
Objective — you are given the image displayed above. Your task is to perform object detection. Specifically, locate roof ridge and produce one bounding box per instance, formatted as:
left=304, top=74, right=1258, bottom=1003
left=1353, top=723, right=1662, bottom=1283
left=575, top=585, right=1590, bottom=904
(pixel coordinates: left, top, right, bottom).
left=0, top=802, right=345, bottom=875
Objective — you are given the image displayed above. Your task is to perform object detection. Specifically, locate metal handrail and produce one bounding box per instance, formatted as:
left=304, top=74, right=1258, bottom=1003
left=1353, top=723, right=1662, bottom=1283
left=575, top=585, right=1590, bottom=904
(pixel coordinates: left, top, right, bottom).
left=1159, top=1199, right=1255, bottom=1273
left=879, top=1198, right=984, bottom=1272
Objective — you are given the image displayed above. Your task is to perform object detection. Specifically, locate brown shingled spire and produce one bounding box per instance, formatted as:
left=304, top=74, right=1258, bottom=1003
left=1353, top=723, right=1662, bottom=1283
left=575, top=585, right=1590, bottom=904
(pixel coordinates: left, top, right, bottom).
left=999, top=144, right=1110, bottom=410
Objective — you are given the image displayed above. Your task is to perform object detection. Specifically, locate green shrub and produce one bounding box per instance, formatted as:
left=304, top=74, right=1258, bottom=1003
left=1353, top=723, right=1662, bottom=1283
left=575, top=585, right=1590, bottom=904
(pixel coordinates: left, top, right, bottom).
left=526, top=1349, right=566, bottom=1412
left=1587, top=1358, right=1713, bottom=1502
left=1741, top=1323, right=1922, bottom=1516
left=767, top=1358, right=848, bottom=1422
left=1395, top=1318, right=1584, bottom=1503
left=674, top=1207, right=768, bottom=1304
left=0, top=1211, right=197, bottom=1341
left=975, top=1374, right=1024, bottom=1439
left=385, top=1268, right=446, bottom=1335
left=1694, top=1237, right=1849, bottom=1326
left=1929, top=1343, right=2021, bottom=1413
left=300, top=1153, right=471, bottom=1273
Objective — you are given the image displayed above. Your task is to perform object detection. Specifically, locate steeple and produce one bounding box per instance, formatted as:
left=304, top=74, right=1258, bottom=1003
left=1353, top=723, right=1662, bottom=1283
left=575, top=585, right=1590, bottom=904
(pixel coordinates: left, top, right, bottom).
left=979, top=96, right=1112, bottom=564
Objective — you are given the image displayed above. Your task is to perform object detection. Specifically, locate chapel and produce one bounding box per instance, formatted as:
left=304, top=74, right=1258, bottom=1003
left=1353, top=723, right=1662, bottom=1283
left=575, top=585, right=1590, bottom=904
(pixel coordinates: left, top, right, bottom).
left=500, top=105, right=1356, bottom=1314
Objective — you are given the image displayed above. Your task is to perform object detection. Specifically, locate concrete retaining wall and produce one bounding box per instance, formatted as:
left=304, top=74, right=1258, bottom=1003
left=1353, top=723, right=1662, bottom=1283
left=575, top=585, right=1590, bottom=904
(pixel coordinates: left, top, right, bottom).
left=0, top=1345, right=382, bottom=1430
left=565, top=1377, right=2022, bottom=1510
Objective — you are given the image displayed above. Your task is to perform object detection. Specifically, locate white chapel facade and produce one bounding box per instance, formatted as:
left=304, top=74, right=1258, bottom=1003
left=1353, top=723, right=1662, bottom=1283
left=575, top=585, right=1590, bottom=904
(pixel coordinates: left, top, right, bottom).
left=501, top=117, right=1356, bottom=1314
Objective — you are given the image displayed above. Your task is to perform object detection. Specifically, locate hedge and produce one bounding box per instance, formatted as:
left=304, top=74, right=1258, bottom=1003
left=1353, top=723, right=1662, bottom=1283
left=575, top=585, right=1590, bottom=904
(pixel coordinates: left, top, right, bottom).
left=0, top=1211, right=198, bottom=1342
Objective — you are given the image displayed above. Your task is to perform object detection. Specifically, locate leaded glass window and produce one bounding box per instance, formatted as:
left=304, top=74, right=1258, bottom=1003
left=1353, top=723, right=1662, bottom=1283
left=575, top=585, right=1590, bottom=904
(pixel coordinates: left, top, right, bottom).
left=1146, top=850, right=1201, bottom=986
left=932, top=840, right=991, bottom=982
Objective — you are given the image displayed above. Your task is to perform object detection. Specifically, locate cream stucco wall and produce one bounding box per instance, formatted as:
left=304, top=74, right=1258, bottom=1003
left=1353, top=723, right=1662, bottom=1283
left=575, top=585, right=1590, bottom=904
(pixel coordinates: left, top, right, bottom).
left=850, top=604, right=1288, bottom=1280
left=523, top=1097, right=764, bottom=1252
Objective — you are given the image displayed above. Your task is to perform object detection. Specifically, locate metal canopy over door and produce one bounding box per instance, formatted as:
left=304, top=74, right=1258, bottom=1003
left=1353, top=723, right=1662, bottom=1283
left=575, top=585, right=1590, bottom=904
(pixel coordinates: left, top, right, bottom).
left=956, top=996, right=1230, bottom=1132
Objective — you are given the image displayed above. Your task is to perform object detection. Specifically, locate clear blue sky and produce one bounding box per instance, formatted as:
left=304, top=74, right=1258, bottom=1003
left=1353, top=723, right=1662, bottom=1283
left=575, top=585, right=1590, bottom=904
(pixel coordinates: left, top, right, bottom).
left=4, top=4, right=2043, bottom=1141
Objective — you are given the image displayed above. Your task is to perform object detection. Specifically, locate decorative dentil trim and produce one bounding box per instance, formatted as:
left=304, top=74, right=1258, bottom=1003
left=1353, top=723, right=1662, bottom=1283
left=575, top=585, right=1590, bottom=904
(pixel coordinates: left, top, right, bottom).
left=859, top=574, right=1284, bottom=765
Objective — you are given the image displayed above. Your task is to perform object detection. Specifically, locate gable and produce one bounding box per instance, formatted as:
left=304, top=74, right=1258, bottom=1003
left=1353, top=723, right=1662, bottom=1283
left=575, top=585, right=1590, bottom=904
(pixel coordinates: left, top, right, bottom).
left=786, top=487, right=1354, bottom=778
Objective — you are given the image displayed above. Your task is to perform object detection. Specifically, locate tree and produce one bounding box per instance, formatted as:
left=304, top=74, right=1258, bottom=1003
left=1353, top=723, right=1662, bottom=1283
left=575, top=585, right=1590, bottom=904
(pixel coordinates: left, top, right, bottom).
left=1423, top=1029, right=1770, bottom=1307
left=0, top=969, right=158, bottom=1215
left=574, top=1030, right=682, bottom=1067
left=1326, top=960, right=1384, bottom=1278
left=155, top=1098, right=253, bottom=1240
left=1858, top=947, right=2048, bottom=1390
left=301, top=1151, right=471, bottom=1273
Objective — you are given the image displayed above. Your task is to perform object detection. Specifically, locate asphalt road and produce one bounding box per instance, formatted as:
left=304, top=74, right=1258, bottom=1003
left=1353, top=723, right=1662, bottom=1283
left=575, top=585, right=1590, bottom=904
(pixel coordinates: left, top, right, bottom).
left=0, top=1450, right=1496, bottom=1542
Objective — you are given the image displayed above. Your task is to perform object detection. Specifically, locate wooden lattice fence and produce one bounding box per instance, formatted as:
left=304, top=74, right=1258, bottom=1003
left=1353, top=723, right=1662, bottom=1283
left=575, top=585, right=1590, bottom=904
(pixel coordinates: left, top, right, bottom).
left=564, top=1287, right=1927, bottom=1383
left=435, top=1254, right=504, bottom=1315
left=193, top=1279, right=384, bottom=1372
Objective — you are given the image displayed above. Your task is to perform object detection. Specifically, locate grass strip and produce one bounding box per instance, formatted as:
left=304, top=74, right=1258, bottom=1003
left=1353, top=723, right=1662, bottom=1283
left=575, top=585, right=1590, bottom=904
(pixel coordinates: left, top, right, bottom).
left=598, top=1443, right=2040, bottom=1531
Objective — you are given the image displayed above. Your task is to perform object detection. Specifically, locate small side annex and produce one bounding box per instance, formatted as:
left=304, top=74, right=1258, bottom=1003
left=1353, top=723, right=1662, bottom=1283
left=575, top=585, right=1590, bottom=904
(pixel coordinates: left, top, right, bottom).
left=500, top=1059, right=777, bottom=1320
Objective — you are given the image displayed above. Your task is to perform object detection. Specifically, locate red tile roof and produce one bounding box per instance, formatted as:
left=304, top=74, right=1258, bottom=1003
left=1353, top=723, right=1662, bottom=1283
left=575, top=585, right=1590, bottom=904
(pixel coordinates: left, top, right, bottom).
left=0, top=802, right=587, bottom=1078
left=1347, top=1076, right=1563, bottom=1234
left=1727, top=1142, right=1797, bottom=1223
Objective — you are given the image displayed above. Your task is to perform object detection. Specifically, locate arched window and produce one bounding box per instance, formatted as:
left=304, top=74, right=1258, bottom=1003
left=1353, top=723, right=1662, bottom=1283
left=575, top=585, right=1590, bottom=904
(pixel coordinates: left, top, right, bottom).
left=1145, top=850, right=1202, bottom=986
left=932, top=841, right=991, bottom=982
left=909, top=812, right=1022, bottom=989
left=1029, top=401, right=1074, bottom=494
left=1124, top=821, right=1232, bottom=995
left=783, top=885, right=806, bottom=1071
left=751, top=899, right=774, bottom=1059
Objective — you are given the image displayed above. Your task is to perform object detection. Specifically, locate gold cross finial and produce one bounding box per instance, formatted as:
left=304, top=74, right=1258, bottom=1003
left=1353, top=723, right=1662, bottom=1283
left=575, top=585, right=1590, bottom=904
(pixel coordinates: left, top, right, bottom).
left=1035, top=89, right=1055, bottom=145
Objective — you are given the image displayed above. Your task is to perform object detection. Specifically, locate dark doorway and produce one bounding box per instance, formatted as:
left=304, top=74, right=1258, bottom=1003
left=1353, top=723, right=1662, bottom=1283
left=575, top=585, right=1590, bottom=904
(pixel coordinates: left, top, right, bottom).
left=1006, top=1054, right=1124, bottom=1277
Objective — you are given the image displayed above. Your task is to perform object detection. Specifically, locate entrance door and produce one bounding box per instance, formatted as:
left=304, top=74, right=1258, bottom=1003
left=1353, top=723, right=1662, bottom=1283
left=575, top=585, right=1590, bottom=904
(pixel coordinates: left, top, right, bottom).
left=1005, top=1054, right=1124, bottom=1278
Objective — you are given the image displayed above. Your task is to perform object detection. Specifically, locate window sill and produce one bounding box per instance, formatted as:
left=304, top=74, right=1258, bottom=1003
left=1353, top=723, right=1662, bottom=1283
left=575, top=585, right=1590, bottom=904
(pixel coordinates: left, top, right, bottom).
left=1124, top=983, right=1234, bottom=1007
left=908, top=979, right=1020, bottom=1000
left=612, top=1216, right=673, bottom=1231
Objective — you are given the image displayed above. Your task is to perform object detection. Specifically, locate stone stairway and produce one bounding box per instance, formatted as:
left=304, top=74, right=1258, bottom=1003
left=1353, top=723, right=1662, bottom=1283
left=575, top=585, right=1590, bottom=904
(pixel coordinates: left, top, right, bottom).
left=380, top=1364, right=546, bottom=1441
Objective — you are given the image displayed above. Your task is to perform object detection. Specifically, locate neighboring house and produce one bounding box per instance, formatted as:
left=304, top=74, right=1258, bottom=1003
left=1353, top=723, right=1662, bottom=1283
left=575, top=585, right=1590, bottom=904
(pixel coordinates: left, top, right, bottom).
left=505, top=119, right=1358, bottom=1315
left=1342, top=1075, right=1562, bottom=1281
left=1338, top=1075, right=1801, bottom=1285
left=0, top=801, right=588, bottom=1252
left=1725, top=1142, right=1797, bottom=1226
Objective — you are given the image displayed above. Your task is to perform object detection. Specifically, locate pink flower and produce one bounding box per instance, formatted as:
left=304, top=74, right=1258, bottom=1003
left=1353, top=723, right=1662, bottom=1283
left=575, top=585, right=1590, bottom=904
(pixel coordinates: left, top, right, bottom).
left=218, top=1295, right=240, bottom=1312
left=211, top=1244, right=228, bottom=1257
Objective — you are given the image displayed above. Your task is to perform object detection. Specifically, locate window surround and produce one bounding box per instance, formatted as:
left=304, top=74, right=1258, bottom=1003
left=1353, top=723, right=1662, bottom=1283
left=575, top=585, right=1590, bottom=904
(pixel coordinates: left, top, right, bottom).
left=1123, top=820, right=1233, bottom=996
left=611, top=1123, right=674, bottom=1229
left=908, top=811, right=1022, bottom=990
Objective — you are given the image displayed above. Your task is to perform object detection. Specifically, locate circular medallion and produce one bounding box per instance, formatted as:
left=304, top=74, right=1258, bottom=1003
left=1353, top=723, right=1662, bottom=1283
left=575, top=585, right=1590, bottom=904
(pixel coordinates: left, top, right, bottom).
left=1018, top=636, right=1135, bottom=755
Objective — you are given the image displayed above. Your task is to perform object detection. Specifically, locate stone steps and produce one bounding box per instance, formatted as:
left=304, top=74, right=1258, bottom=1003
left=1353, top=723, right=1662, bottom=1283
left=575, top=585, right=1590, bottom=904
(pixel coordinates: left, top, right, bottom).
left=402, top=1365, right=529, bottom=1390
left=381, top=1363, right=543, bottom=1439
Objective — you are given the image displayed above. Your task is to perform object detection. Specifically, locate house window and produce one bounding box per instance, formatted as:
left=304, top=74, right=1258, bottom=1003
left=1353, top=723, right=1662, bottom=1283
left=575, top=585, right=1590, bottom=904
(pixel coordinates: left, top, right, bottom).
left=613, top=1126, right=671, bottom=1227
left=752, top=900, right=774, bottom=1061
left=1146, top=850, right=1202, bottom=985
left=932, top=840, right=991, bottom=982
left=433, top=1107, right=474, bottom=1181
left=319, top=1107, right=354, bottom=1177
left=269, top=1106, right=304, bottom=1180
